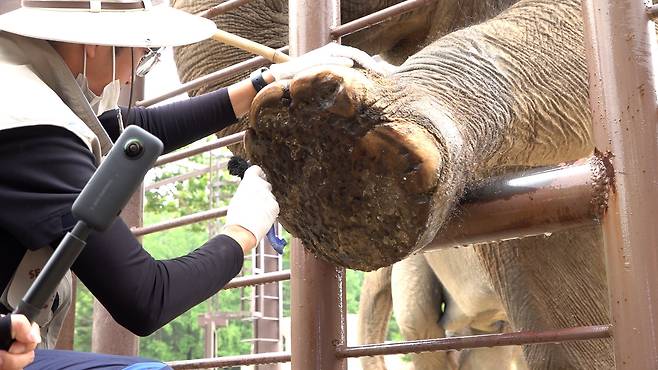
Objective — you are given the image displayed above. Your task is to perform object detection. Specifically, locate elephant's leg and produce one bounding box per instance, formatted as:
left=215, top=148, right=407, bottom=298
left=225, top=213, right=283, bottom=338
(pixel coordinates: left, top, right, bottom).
left=391, top=254, right=449, bottom=370
left=425, top=248, right=527, bottom=370
left=357, top=266, right=393, bottom=370
left=459, top=345, right=528, bottom=370
left=424, top=248, right=506, bottom=334
left=474, top=227, right=613, bottom=370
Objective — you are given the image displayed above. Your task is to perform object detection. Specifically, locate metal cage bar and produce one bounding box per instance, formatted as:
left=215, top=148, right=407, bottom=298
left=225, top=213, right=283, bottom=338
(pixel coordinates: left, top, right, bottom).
left=337, top=325, right=611, bottom=358
left=154, top=131, right=245, bottom=166
left=331, top=0, right=434, bottom=38
left=289, top=1, right=347, bottom=370
left=131, top=207, right=227, bottom=236
left=424, top=156, right=610, bottom=251
left=222, top=270, right=290, bottom=290
left=136, top=49, right=287, bottom=108
left=167, top=351, right=291, bottom=370
left=198, top=0, right=256, bottom=18
left=582, top=0, right=658, bottom=368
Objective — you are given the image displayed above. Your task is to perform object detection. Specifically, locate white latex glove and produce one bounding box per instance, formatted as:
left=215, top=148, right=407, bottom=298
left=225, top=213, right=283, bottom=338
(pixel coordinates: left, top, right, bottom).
left=226, top=166, right=280, bottom=243
left=269, top=43, right=392, bottom=80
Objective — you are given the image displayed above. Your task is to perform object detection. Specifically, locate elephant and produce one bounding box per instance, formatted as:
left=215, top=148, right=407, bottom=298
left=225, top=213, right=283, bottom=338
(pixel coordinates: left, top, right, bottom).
left=171, top=0, right=613, bottom=369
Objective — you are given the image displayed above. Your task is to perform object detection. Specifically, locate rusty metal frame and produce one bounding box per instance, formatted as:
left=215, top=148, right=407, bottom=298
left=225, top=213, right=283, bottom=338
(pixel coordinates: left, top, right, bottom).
left=330, top=0, right=434, bottom=38
left=154, top=131, right=245, bottom=166
left=144, top=160, right=231, bottom=191
left=136, top=48, right=289, bottom=107
left=423, top=156, right=609, bottom=251
left=167, top=351, right=291, bottom=370
left=131, top=207, right=228, bottom=237
left=223, top=270, right=291, bottom=290
left=198, top=0, right=256, bottom=18
left=337, top=325, right=611, bottom=358
left=288, top=1, right=347, bottom=370
left=582, top=0, right=658, bottom=368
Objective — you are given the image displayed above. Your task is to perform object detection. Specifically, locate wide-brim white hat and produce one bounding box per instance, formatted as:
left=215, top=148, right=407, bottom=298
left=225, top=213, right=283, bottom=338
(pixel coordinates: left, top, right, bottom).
left=0, top=0, right=217, bottom=47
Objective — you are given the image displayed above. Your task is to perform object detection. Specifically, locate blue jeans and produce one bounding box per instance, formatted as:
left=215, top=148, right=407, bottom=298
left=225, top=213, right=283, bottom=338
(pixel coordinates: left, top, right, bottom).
left=28, top=349, right=172, bottom=370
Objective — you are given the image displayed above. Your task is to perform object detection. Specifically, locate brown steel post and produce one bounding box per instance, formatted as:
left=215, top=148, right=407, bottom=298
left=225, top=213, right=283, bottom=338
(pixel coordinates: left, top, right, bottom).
left=54, top=275, right=77, bottom=350
left=203, top=320, right=216, bottom=359
left=91, top=77, right=145, bottom=356
left=254, top=237, right=283, bottom=370
left=0, top=0, right=19, bottom=14
left=289, top=1, right=347, bottom=368
left=582, top=1, right=658, bottom=369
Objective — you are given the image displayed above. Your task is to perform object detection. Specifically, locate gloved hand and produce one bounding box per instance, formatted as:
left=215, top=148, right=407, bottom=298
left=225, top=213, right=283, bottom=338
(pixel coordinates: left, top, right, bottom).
left=226, top=166, right=280, bottom=243
left=269, top=43, right=393, bottom=80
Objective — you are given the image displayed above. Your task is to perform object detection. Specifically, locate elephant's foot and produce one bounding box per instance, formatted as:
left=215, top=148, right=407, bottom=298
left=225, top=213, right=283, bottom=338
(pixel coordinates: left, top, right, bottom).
left=247, top=66, right=453, bottom=270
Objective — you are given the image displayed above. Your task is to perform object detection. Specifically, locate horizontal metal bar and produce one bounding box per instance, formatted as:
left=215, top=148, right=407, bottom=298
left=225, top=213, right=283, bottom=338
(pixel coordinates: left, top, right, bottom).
left=331, top=0, right=434, bottom=38
left=424, top=156, right=610, bottom=251
left=255, top=295, right=280, bottom=300
left=336, top=324, right=612, bottom=358
left=154, top=132, right=245, bottom=167
left=241, top=316, right=281, bottom=322
left=241, top=337, right=280, bottom=342
left=167, top=351, right=291, bottom=369
left=137, top=47, right=289, bottom=107
left=198, top=0, right=255, bottom=18
left=131, top=207, right=227, bottom=236
left=223, top=270, right=291, bottom=290
left=144, top=160, right=230, bottom=191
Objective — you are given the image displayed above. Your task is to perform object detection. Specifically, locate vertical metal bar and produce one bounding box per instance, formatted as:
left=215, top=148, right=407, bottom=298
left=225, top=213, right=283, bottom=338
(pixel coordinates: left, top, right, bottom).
left=254, top=239, right=282, bottom=370
left=54, top=275, right=77, bottom=350
left=582, top=1, right=658, bottom=369
left=203, top=321, right=216, bottom=359
left=91, top=77, right=145, bottom=356
left=0, top=0, right=19, bottom=14
left=289, top=1, right=346, bottom=367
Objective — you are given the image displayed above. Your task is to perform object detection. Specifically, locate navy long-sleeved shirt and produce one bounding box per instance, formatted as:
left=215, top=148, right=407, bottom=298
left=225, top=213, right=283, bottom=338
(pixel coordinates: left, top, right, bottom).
left=0, top=88, right=245, bottom=336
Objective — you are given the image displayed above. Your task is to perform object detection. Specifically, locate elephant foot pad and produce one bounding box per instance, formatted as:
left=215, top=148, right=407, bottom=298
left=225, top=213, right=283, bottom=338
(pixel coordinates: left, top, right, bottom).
left=247, top=66, right=442, bottom=271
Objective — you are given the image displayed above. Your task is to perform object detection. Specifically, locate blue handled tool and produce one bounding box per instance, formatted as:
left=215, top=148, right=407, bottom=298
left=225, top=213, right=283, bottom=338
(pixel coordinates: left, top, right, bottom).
left=227, top=156, right=287, bottom=254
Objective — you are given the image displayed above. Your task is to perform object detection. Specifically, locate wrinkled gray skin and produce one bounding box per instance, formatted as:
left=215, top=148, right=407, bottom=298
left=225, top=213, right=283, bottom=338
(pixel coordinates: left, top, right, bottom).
left=173, top=0, right=612, bottom=369
left=170, top=0, right=517, bottom=101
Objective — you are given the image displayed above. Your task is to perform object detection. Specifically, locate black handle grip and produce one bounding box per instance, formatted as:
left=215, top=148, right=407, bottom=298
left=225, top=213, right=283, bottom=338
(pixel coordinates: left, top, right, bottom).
left=0, top=301, right=43, bottom=350
left=0, top=315, right=12, bottom=351
left=0, top=336, right=12, bottom=351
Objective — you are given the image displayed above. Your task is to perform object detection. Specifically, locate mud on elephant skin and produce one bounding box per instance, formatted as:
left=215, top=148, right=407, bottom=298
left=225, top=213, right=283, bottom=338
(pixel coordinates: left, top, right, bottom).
left=247, top=67, right=451, bottom=270
left=245, top=0, right=613, bottom=368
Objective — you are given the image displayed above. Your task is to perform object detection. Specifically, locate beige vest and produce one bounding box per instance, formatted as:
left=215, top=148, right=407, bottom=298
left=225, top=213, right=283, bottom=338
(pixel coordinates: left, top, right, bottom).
left=0, top=32, right=114, bottom=348
left=0, top=31, right=113, bottom=162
